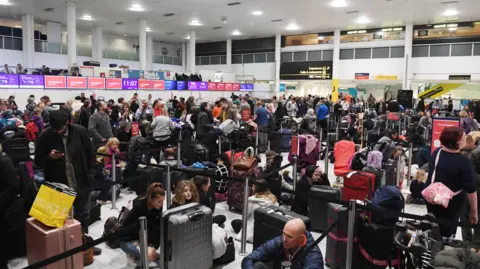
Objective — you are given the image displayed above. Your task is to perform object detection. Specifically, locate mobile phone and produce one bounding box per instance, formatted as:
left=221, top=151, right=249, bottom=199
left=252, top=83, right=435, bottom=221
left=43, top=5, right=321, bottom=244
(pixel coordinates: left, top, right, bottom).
left=54, top=150, right=64, bottom=155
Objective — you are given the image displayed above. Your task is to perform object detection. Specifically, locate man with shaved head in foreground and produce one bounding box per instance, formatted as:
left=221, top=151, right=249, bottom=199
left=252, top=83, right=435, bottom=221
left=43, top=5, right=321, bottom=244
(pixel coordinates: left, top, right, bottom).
left=242, top=218, right=323, bottom=269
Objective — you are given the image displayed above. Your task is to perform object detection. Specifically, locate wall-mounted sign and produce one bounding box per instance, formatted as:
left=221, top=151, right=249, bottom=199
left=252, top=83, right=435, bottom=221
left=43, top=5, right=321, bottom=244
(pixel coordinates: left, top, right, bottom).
left=106, top=78, right=122, bottom=89
left=279, top=84, right=286, bottom=92
left=67, top=77, right=87, bottom=89
left=87, top=77, right=105, bottom=89
left=355, top=73, right=370, bottom=80
left=374, top=75, right=398, bottom=80
left=286, top=85, right=297, bottom=91
left=280, top=61, right=333, bottom=80
left=449, top=75, right=471, bottom=80
left=44, top=76, right=66, bottom=89
left=19, top=75, right=44, bottom=88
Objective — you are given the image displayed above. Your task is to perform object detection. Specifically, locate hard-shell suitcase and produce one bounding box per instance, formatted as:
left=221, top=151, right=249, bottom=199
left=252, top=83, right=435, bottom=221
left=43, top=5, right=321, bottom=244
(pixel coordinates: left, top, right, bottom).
left=281, top=129, right=292, bottom=151
left=253, top=205, right=311, bottom=249
left=227, top=179, right=251, bottom=212
left=218, top=119, right=236, bottom=136
left=133, top=166, right=163, bottom=195
left=309, top=186, right=341, bottom=232
left=160, top=203, right=213, bottom=269
left=1, top=137, right=30, bottom=164
left=26, top=217, right=84, bottom=269
left=362, top=167, right=385, bottom=190
left=382, top=160, right=396, bottom=186
left=325, top=203, right=360, bottom=269
left=342, top=171, right=375, bottom=201
left=357, top=218, right=401, bottom=269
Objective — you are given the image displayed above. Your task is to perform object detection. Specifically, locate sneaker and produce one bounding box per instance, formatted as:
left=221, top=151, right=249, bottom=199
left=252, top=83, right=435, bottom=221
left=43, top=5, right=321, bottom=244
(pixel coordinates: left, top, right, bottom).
left=93, top=246, right=102, bottom=256
left=97, top=200, right=111, bottom=205
left=126, top=254, right=139, bottom=268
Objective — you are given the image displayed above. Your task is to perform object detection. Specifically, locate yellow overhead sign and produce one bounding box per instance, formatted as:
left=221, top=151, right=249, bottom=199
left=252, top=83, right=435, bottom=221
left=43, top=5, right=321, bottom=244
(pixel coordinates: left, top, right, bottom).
left=375, top=75, right=398, bottom=80
left=418, top=83, right=463, bottom=99
left=331, top=79, right=339, bottom=102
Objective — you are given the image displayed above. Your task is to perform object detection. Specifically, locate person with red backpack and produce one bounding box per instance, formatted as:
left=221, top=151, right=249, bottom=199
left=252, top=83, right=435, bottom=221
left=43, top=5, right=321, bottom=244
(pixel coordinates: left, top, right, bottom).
left=25, top=108, right=44, bottom=142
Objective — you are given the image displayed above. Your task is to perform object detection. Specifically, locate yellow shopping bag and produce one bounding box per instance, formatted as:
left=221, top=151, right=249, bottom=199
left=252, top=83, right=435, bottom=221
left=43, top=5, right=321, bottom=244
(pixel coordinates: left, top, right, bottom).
left=29, top=183, right=76, bottom=228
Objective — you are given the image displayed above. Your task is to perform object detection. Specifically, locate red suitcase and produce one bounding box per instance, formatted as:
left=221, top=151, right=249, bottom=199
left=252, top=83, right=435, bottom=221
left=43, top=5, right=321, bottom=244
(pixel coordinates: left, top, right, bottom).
left=342, top=171, right=375, bottom=201
left=26, top=217, right=84, bottom=269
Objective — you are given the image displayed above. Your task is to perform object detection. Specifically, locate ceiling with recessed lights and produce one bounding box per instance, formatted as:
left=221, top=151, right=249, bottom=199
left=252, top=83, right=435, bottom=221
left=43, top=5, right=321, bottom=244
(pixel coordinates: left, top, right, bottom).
left=0, top=0, right=478, bottom=43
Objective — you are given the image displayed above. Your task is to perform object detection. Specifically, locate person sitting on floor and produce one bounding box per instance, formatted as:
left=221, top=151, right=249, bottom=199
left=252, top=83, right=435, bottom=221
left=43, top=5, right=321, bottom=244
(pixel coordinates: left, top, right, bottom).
left=193, top=175, right=226, bottom=226
left=241, top=218, right=324, bottom=269
left=119, top=183, right=165, bottom=267
left=291, top=165, right=330, bottom=216
left=231, top=179, right=278, bottom=243
left=169, top=180, right=198, bottom=209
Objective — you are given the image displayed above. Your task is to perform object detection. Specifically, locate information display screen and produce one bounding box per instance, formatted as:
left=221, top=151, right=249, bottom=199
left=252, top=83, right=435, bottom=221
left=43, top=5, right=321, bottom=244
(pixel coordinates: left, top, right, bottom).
left=225, top=83, right=233, bottom=91
left=208, top=82, right=217, bottom=91
left=138, top=79, right=152, bottom=89
left=0, top=74, right=19, bottom=88
left=177, top=81, right=187, bottom=90
left=67, top=77, right=87, bottom=89
left=188, top=81, right=199, bottom=90
left=152, top=80, right=165, bottom=90
left=19, top=75, right=44, bottom=88
left=217, top=83, right=225, bottom=90
left=122, top=78, right=138, bottom=90
left=87, top=77, right=105, bottom=89
left=106, top=78, right=122, bottom=89
left=233, top=83, right=240, bottom=90
left=165, top=80, right=177, bottom=90
left=280, top=61, right=333, bottom=80
left=199, top=82, right=208, bottom=90
left=44, top=76, right=66, bottom=89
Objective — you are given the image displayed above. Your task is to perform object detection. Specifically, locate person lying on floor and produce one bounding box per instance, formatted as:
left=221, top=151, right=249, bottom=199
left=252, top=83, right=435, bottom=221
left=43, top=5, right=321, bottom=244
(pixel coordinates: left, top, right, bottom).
left=119, top=183, right=165, bottom=266
left=241, top=218, right=323, bottom=269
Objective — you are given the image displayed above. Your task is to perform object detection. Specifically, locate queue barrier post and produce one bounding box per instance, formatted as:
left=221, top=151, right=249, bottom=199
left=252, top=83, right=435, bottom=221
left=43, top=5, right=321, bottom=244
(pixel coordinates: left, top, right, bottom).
left=267, top=140, right=271, bottom=152
left=324, top=140, right=330, bottom=175
left=111, top=153, right=117, bottom=210
left=139, top=217, right=149, bottom=269
left=292, top=155, right=298, bottom=191
left=239, top=177, right=250, bottom=256
left=281, top=261, right=292, bottom=269
left=318, top=128, right=323, bottom=162
left=255, top=127, right=259, bottom=156
left=407, top=144, right=413, bottom=186
left=177, top=129, right=182, bottom=168
left=218, top=136, right=222, bottom=156
left=345, top=200, right=356, bottom=269
left=397, top=113, right=401, bottom=136
left=396, top=153, right=402, bottom=187
left=166, top=165, right=172, bottom=207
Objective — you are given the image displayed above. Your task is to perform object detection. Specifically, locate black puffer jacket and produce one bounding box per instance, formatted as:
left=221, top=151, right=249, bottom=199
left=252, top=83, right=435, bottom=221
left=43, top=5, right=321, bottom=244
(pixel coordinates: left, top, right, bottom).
left=120, top=198, right=162, bottom=248
left=432, top=248, right=480, bottom=269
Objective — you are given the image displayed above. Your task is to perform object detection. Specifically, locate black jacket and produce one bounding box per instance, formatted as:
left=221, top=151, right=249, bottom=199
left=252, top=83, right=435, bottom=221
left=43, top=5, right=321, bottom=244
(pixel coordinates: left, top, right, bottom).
left=199, top=190, right=215, bottom=214
left=291, top=175, right=330, bottom=216
left=34, top=124, right=95, bottom=192
left=196, top=111, right=214, bottom=137
left=375, top=102, right=387, bottom=115
left=121, top=198, right=162, bottom=248
left=79, top=106, right=90, bottom=129
left=0, top=153, right=20, bottom=213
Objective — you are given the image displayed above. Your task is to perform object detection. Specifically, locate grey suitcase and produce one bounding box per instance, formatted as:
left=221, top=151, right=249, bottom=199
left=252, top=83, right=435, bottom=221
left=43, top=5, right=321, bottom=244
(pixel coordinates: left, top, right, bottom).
left=160, top=203, right=213, bottom=269
left=309, top=186, right=341, bottom=232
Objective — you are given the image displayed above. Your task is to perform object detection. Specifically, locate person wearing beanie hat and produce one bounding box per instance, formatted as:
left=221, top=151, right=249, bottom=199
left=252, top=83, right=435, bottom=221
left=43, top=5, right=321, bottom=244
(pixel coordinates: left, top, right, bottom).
left=291, top=165, right=330, bottom=216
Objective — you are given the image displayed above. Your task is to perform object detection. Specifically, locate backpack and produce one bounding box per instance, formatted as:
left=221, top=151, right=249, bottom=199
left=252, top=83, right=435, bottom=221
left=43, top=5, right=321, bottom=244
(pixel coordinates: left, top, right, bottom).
left=103, top=206, right=130, bottom=249
left=348, top=152, right=366, bottom=171
left=370, top=186, right=405, bottom=226
left=25, top=121, right=38, bottom=142
left=366, top=151, right=383, bottom=169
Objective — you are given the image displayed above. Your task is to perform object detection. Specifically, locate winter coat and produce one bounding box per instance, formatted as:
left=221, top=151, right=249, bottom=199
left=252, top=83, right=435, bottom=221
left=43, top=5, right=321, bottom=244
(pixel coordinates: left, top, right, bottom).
left=120, top=198, right=162, bottom=248
left=432, top=248, right=480, bottom=269
left=235, top=195, right=278, bottom=243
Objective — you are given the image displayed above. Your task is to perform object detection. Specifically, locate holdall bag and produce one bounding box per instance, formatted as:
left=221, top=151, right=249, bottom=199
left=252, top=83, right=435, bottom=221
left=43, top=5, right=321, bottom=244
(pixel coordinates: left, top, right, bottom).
left=160, top=203, right=213, bottom=269
left=369, top=186, right=405, bottom=226
left=342, top=171, right=375, bottom=201
left=366, top=151, right=383, bottom=169
left=253, top=205, right=311, bottom=249
left=233, top=147, right=256, bottom=171
left=218, top=119, right=236, bottom=136
left=325, top=203, right=360, bottom=269
left=308, top=186, right=341, bottom=232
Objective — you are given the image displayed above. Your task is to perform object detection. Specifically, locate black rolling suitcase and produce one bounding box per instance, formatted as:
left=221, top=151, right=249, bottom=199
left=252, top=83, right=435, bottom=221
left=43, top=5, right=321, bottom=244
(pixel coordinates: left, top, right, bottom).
left=1, top=138, right=30, bottom=164
left=160, top=203, right=213, bottom=269
left=184, top=143, right=209, bottom=165
left=362, top=167, right=384, bottom=190
left=309, top=186, right=341, bottom=232
left=325, top=203, right=360, bottom=269
left=133, top=166, right=163, bottom=195
left=357, top=218, right=401, bottom=269
left=382, top=160, right=396, bottom=186
left=253, top=205, right=311, bottom=249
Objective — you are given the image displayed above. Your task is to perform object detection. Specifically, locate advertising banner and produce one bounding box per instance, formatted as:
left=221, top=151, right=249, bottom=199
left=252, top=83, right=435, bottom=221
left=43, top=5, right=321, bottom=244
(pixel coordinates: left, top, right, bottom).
left=280, top=61, right=332, bottom=80
left=0, top=74, right=19, bottom=88
left=67, top=77, right=87, bottom=89
left=177, top=81, right=187, bottom=90
left=19, top=75, right=44, bottom=88
left=106, top=78, right=122, bottom=89
left=188, top=81, right=198, bottom=90
left=355, top=73, right=369, bottom=80
left=131, top=122, right=140, bottom=136
left=233, top=83, right=240, bottom=90
left=122, top=78, right=138, bottom=90
left=418, top=83, right=463, bottom=99
left=208, top=82, right=217, bottom=91
left=199, top=82, right=208, bottom=90
left=332, top=79, right=339, bottom=102
left=225, top=83, right=233, bottom=91
left=217, top=83, right=225, bottom=91
left=374, top=75, right=398, bottom=80
left=165, top=80, right=177, bottom=90
left=44, top=76, right=67, bottom=89
left=138, top=79, right=152, bottom=89
left=279, top=84, right=285, bottom=92
left=87, top=77, right=105, bottom=89
left=431, top=118, right=460, bottom=153
left=152, top=80, right=165, bottom=90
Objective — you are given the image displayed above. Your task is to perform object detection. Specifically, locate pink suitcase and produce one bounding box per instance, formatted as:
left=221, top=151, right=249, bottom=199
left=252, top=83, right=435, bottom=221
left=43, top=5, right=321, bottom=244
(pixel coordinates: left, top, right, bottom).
left=26, top=217, right=84, bottom=269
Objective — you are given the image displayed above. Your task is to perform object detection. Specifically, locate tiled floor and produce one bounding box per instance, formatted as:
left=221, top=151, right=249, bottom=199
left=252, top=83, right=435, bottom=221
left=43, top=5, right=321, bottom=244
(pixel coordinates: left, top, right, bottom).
left=8, top=153, right=443, bottom=269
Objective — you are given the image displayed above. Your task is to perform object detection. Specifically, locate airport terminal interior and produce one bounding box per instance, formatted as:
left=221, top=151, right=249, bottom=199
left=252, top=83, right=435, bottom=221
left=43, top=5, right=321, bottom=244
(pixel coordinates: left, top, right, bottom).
left=2, top=0, right=480, bottom=268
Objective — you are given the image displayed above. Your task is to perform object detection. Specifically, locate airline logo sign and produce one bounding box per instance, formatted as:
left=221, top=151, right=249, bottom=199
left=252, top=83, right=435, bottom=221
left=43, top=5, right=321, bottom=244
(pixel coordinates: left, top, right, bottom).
left=418, top=83, right=463, bottom=99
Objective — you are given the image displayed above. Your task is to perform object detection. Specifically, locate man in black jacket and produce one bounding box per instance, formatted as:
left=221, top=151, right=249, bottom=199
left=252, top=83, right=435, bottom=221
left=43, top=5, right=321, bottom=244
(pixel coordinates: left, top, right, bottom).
left=35, top=109, right=97, bottom=238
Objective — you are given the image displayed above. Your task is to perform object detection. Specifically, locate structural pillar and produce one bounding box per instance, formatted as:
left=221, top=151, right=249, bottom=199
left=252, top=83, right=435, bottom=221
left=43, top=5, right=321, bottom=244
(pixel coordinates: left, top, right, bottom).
left=91, top=26, right=103, bottom=62
left=226, top=39, right=232, bottom=71
left=22, top=14, right=34, bottom=68
left=66, top=2, right=77, bottom=68
left=274, top=34, right=281, bottom=93
left=146, top=35, right=153, bottom=70
left=139, top=19, right=147, bottom=70
left=181, top=43, right=187, bottom=73
left=403, top=24, right=413, bottom=89
left=188, top=30, right=196, bottom=74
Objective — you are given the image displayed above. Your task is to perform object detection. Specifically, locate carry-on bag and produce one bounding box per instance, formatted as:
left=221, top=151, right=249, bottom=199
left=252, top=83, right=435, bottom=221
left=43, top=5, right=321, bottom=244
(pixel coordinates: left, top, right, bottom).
left=342, top=171, right=375, bottom=201
left=253, top=205, right=311, bottom=249
left=184, top=143, right=210, bottom=165
left=26, top=217, right=83, bottom=269
left=357, top=218, right=401, bottom=269
left=227, top=179, right=252, bottom=212
left=218, top=119, right=236, bottom=136
left=281, top=129, right=292, bottom=151
left=362, top=166, right=385, bottom=190
left=382, top=159, right=397, bottom=186
left=89, top=202, right=101, bottom=225
left=160, top=203, right=213, bottom=269
left=1, top=137, right=30, bottom=164
left=325, top=203, right=360, bottom=269
left=308, top=186, right=341, bottom=232
left=366, top=151, right=383, bottom=169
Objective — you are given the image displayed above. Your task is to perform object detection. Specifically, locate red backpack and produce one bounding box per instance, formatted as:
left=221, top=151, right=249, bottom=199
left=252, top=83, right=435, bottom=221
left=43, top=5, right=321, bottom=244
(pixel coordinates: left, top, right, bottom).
left=25, top=121, right=38, bottom=142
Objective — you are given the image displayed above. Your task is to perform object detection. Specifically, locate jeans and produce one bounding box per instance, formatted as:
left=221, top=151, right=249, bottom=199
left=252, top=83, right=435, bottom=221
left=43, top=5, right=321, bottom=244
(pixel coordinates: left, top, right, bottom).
left=119, top=241, right=141, bottom=258
left=258, top=125, right=268, bottom=153
left=73, top=193, right=91, bottom=234
left=254, top=262, right=270, bottom=269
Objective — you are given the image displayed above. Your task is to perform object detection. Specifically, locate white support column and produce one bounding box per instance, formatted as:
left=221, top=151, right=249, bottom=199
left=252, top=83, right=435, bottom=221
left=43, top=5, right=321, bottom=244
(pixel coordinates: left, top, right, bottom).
left=91, top=26, right=103, bottom=62
left=403, top=24, right=413, bottom=89
left=226, top=39, right=232, bottom=71
left=188, top=30, right=196, bottom=74
left=139, top=19, right=147, bottom=70
left=146, top=35, right=153, bottom=70
left=274, top=34, right=281, bottom=92
left=66, top=2, right=77, bottom=68
left=332, top=29, right=341, bottom=79
left=181, top=42, right=187, bottom=73
left=22, top=14, right=34, bottom=68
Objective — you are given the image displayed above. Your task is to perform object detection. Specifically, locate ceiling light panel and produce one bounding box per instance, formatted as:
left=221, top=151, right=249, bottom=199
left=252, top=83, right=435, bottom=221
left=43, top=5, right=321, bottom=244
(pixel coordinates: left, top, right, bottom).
left=355, top=16, right=370, bottom=24
left=252, top=10, right=263, bottom=16
left=82, top=15, right=93, bottom=21
left=232, top=30, right=241, bottom=35
left=129, top=4, right=144, bottom=12
left=286, top=23, right=299, bottom=31
left=189, top=20, right=202, bottom=26
left=0, top=0, right=11, bottom=6
left=330, top=0, right=347, bottom=8
left=444, top=9, right=458, bottom=16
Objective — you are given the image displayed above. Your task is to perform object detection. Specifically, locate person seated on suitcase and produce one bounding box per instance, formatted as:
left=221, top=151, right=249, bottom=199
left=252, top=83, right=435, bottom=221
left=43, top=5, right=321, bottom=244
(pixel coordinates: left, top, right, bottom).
left=291, top=165, right=330, bottom=216
left=193, top=175, right=227, bottom=226
left=96, top=137, right=125, bottom=205
left=231, top=179, right=278, bottom=242
left=170, top=180, right=199, bottom=209
left=119, top=183, right=165, bottom=266
left=241, top=218, right=323, bottom=269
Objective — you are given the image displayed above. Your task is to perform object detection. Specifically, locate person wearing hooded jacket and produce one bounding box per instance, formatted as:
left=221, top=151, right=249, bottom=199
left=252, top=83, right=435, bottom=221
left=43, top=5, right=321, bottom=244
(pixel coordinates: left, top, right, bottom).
left=291, top=165, right=330, bottom=216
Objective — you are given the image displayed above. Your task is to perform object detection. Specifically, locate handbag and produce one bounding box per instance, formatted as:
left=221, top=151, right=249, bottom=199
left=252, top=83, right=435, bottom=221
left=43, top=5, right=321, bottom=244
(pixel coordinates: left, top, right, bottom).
left=29, top=182, right=76, bottom=228
left=421, top=149, right=462, bottom=208
left=233, top=147, right=256, bottom=171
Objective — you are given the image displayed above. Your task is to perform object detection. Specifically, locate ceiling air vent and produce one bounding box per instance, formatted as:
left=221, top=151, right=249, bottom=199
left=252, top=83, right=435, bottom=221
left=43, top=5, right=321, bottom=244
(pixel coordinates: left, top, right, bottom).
left=271, top=19, right=282, bottom=22
left=346, top=10, right=359, bottom=14
left=164, top=13, right=175, bottom=17
left=227, top=2, right=241, bottom=6
left=115, top=22, right=124, bottom=25
left=166, top=32, right=174, bottom=35
left=213, top=26, right=222, bottom=30
left=441, top=0, right=459, bottom=4
left=44, top=7, right=55, bottom=12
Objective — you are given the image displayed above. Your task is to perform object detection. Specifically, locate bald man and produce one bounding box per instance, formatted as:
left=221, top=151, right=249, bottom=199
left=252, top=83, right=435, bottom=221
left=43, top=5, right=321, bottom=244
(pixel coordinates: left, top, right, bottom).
left=241, top=218, right=323, bottom=269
